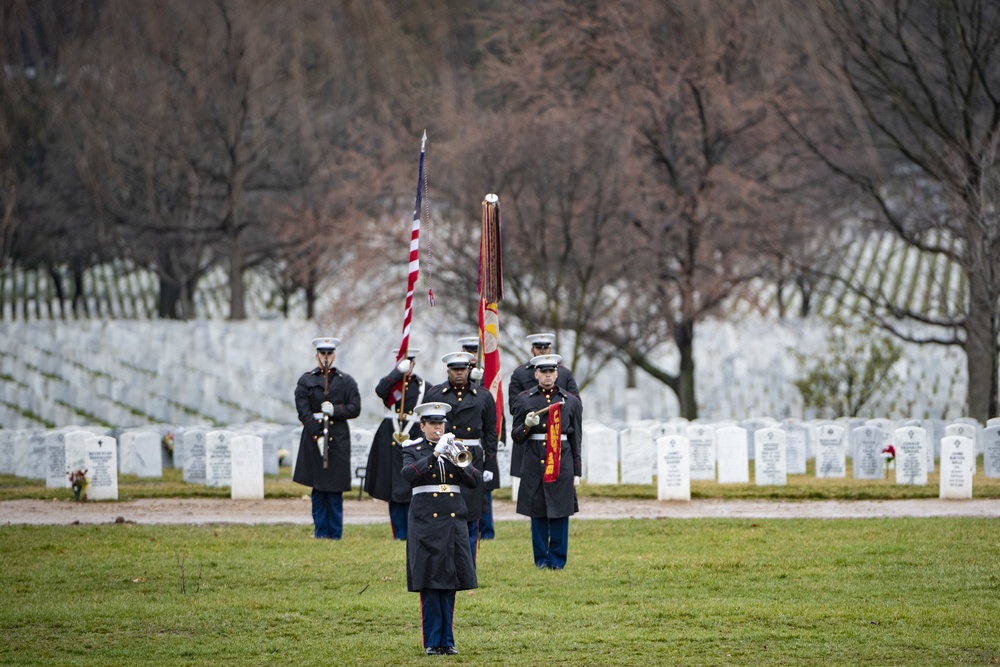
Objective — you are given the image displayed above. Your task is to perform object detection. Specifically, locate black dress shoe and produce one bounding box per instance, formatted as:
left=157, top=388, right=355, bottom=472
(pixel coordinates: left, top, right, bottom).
left=425, top=646, right=443, bottom=655
left=442, top=647, right=458, bottom=655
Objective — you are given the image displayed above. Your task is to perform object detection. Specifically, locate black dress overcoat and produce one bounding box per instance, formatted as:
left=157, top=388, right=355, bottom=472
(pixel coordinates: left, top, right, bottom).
left=423, top=381, right=497, bottom=520
left=292, top=367, right=361, bottom=492
left=364, top=367, right=427, bottom=503
left=510, top=386, right=583, bottom=519
left=507, top=365, right=580, bottom=476
left=402, top=437, right=480, bottom=592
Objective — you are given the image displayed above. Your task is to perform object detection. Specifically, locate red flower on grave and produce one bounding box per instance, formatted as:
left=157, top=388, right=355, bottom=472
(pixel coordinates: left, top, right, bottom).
left=880, top=444, right=896, bottom=461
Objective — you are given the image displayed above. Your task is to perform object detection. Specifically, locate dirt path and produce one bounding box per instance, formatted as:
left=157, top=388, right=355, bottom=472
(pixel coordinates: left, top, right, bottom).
left=3, top=496, right=998, bottom=526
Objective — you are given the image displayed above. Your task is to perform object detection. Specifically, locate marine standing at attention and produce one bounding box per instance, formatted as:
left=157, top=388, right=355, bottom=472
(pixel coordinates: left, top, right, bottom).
left=510, top=353, right=582, bottom=569
left=293, top=336, right=361, bottom=540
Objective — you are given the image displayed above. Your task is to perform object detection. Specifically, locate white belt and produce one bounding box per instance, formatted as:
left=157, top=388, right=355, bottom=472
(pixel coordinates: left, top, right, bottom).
left=455, top=438, right=481, bottom=447
left=385, top=410, right=419, bottom=423
left=529, top=434, right=567, bottom=441
left=412, top=484, right=460, bottom=495
left=313, top=413, right=327, bottom=420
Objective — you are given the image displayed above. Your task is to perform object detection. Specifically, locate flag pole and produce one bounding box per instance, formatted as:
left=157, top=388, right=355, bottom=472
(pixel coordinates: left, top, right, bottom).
left=389, top=131, right=427, bottom=419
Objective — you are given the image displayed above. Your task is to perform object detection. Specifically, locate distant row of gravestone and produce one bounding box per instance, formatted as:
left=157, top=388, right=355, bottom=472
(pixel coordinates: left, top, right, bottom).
left=2, top=416, right=998, bottom=502
left=575, top=419, right=1000, bottom=501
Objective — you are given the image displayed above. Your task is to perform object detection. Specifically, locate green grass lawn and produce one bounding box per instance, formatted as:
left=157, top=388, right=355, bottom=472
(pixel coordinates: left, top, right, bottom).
left=1, top=519, right=998, bottom=666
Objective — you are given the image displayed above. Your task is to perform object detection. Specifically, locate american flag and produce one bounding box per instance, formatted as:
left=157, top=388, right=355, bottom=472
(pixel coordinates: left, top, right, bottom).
left=389, top=132, right=426, bottom=405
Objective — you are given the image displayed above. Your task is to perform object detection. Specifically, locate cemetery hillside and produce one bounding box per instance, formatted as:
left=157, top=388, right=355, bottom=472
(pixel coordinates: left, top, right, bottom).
left=3, top=4, right=1000, bottom=665
left=1, top=255, right=999, bottom=501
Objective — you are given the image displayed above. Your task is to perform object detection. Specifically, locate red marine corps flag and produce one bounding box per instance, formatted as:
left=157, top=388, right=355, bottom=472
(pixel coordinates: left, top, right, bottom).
left=478, top=194, right=504, bottom=434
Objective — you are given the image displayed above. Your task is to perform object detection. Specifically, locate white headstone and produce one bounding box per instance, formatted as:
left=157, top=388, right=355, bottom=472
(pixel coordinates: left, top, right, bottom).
left=716, top=425, right=749, bottom=484
left=620, top=428, right=654, bottom=485
left=894, top=426, right=928, bottom=485
left=167, top=429, right=185, bottom=470
left=754, top=427, right=787, bottom=486
left=584, top=425, right=619, bottom=485
left=685, top=424, right=716, bottom=481
left=118, top=430, right=138, bottom=475
left=939, top=436, right=974, bottom=499
left=63, top=430, right=91, bottom=477
left=815, top=423, right=846, bottom=478
left=496, top=445, right=512, bottom=488
left=230, top=434, right=264, bottom=500
left=84, top=435, right=119, bottom=501
left=656, top=434, right=690, bottom=501
left=944, top=423, right=978, bottom=474
left=0, top=430, right=15, bottom=474
left=25, top=432, right=47, bottom=480
left=781, top=423, right=808, bottom=475
left=260, top=428, right=282, bottom=476
left=851, top=426, right=885, bottom=480
left=205, top=430, right=234, bottom=488
left=130, top=431, right=163, bottom=478
left=984, top=425, right=1000, bottom=479
left=905, top=419, right=936, bottom=473
left=987, top=418, right=1000, bottom=428
left=45, top=431, right=69, bottom=489
left=350, top=428, right=374, bottom=486
left=183, top=429, right=208, bottom=484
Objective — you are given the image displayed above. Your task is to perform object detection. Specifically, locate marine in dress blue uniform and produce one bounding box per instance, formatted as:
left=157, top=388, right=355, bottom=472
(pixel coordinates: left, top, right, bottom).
left=364, top=348, right=427, bottom=539
left=402, top=402, right=480, bottom=655
left=293, top=337, right=362, bottom=539
left=424, top=351, right=498, bottom=563
left=510, top=354, right=582, bottom=569
left=507, top=334, right=580, bottom=486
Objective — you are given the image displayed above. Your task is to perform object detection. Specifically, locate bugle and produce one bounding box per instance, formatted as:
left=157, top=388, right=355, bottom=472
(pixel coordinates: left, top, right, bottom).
left=438, top=434, right=472, bottom=467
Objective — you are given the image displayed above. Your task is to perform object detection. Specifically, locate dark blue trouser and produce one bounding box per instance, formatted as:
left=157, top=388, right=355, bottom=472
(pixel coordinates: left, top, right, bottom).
left=389, top=501, right=409, bottom=540
left=530, top=516, right=569, bottom=569
left=420, top=589, right=456, bottom=649
left=467, top=520, right=479, bottom=564
left=311, top=489, right=343, bottom=539
left=479, top=490, right=495, bottom=539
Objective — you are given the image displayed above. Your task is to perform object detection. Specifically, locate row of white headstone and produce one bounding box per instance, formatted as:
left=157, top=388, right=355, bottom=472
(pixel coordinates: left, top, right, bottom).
left=572, top=421, right=1000, bottom=501
left=5, top=417, right=999, bottom=502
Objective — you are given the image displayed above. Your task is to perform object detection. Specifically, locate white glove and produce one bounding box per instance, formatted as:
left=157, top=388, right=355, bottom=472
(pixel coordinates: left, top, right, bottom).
left=321, top=401, right=334, bottom=416
left=574, top=476, right=581, bottom=487
left=396, top=359, right=413, bottom=374
left=434, top=440, right=450, bottom=456
left=524, top=413, right=540, bottom=428
left=470, top=367, right=484, bottom=382
left=483, top=470, right=494, bottom=483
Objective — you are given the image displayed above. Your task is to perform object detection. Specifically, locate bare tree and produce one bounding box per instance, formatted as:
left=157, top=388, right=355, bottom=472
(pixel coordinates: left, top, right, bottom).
left=775, top=0, right=1000, bottom=421
left=471, top=0, right=817, bottom=417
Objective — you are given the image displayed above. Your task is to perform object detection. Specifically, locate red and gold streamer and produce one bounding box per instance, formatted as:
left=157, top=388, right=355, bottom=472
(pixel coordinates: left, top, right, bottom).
left=543, top=402, right=563, bottom=483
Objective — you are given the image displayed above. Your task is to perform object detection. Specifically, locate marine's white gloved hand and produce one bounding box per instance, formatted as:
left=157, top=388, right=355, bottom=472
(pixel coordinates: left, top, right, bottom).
left=397, top=359, right=413, bottom=374
left=470, top=367, right=484, bottom=382
left=483, top=470, right=494, bottom=483
left=321, top=401, right=334, bottom=416
left=574, top=476, right=581, bottom=487
left=524, top=413, right=540, bottom=429
left=434, top=440, right=450, bottom=456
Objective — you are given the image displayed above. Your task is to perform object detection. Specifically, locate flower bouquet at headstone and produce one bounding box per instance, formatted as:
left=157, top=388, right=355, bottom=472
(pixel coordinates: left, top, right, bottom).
left=880, top=444, right=896, bottom=480
left=67, top=468, right=89, bottom=501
